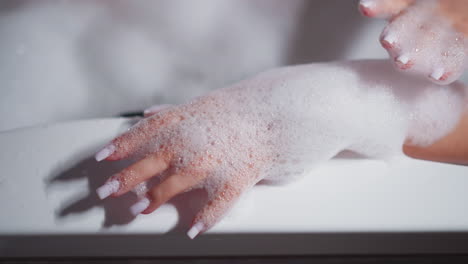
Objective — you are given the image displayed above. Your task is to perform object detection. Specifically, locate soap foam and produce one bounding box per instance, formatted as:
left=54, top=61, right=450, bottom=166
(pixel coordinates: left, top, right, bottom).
left=382, top=0, right=467, bottom=84
left=129, top=59, right=467, bottom=228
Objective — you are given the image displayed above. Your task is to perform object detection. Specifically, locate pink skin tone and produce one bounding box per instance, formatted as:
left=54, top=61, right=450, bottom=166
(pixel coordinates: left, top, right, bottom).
left=359, top=0, right=468, bottom=84
left=92, top=1, right=468, bottom=238
left=93, top=61, right=468, bottom=239
left=96, top=101, right=267, bottom=239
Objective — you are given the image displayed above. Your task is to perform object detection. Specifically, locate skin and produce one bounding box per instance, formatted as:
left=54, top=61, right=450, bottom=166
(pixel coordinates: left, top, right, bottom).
left=94, top=67, right=468, bottom=239
left=96, top=96, right=468, bottom=239
left=439, top=0, right=468, bottom=36
left=360, top=0, right=468, bottom=161
left=403, top=110, right=468, bottom=165
left=92, top=2, right=468, bottom=237
left=97, top=95, right=272, bottom=238
left=359, top=0, right=468, bottom=84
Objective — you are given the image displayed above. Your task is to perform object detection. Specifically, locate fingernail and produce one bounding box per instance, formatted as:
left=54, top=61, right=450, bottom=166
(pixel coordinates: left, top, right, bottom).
left=383, top=32, right=396, bottom=44
left=130, top=197, right=151, bottom=216
left=360, top=0, right=374, bottom=8
left=187, top=222, right=205, bottom=239
left=96, top=179, right=120, bottom=200
left=143, top=104, right=171, bottom=116
left=396, top=54, right=409, bottom=65
left=95, top=144, right=116, bottom=162
left=430, top=67, right=444, bottom=80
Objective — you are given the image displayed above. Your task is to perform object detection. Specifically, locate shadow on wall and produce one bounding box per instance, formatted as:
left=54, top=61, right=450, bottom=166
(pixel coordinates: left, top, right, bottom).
left=287, top=0, right=364, bottom=64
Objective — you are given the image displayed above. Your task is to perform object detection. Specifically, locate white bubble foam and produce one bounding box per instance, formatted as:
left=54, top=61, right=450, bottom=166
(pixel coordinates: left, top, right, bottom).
left=382, top=0, right=467, bottom=84
left=132, top=59, right=467, bottom=228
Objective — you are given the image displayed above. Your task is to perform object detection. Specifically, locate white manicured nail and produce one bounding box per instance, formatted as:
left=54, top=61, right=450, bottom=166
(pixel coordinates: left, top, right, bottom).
left=360, top=0, right=374, bottom=8
left=143, top=104, right=172, bottom=116
left=95, top=144, right=116, bottom=162
left=130, top=197, right=150, bottom=216
left=187, top=222, right=205, bottom=239
left=396, top=54, right=409, bottom=65
left=383, top=33, right=396, bottom=44
left=430, top=67, right=444, bottom=80
left=96, top=180, right=120, bottom=200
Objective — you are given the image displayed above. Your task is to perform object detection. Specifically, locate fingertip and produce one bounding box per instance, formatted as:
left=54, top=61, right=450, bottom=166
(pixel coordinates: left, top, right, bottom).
left=396, top=54, right=409, bottom=64
left=130, top=197, right=151, bottom=216
left=429, top=70, right=454, bottom=85
left=187, top=222, right=205, bottom=239
left=359, top=0, right=376, bottom=17
left=140, top=199, right=161, bottom=214
left=394, top=54, right=413, bottom=70
left=110, top=192, right=122, bottom=198
left=96, top=179, right=120, bottom=200
left=140, top=198, right=159, bottom=214
left=380, top=32, right=397, bottom=49
left=359, top=0, right=373, bottom=8
left=103, top=154, right=122, bottom=161
left=95, top=144, right=116, bottom=162
left=359, top=6, right=375, bottom=18
left=140, top=207, right=156, bottom=215
left=381, top=39, right=393, bottom=50
left=429, top=67, right=445, bottom=81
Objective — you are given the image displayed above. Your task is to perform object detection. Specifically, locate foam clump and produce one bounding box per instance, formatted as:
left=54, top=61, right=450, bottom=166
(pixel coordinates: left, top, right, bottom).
left=131, top=59, right=466, bottom=228
left=382, top=0, right=467, bottom=84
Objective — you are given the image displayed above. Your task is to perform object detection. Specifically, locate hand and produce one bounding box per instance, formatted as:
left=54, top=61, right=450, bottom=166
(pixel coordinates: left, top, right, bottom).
left=93, top=67, right=322, bottom=239
left=92, top=60, right=467, bottom=239
left=359, top=0, right=468, bottom=84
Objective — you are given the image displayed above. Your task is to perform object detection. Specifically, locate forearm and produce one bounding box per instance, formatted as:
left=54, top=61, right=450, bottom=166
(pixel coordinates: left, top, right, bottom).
left=403, top=109, right=468, bottom=165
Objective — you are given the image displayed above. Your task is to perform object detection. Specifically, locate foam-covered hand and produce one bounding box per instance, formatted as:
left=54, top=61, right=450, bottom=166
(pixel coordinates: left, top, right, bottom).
left=94, top=60, right=466, bottom=239
left=359, top=0, right=468, bottom=84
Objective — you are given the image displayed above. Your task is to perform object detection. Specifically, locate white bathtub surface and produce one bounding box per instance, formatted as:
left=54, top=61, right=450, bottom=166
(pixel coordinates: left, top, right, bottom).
left=1, top=118, right=468, bottom=257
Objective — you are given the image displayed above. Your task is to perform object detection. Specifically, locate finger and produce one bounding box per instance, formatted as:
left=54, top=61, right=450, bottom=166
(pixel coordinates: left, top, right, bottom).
left=382, top=2, right=467, bottom=85
left=138, top=171, right=205, bottom=215
left=381, top=4, right=433, bottom=72
left=394, top=54, right=413, bottom=70
left=95, top=109, right=182, bottom=161
left=187, top=177, right=255, bottom=239
left=130, top=196, right=151, bottom=216
left=143, top=104, right=173, bottom=117
left=427, top=32, right=466, bottom=84
left=96, top=153, right=169, bottom=199
left=379, top=4, right=429, bottom=53
left=359, top=0, right=413, bottom=18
